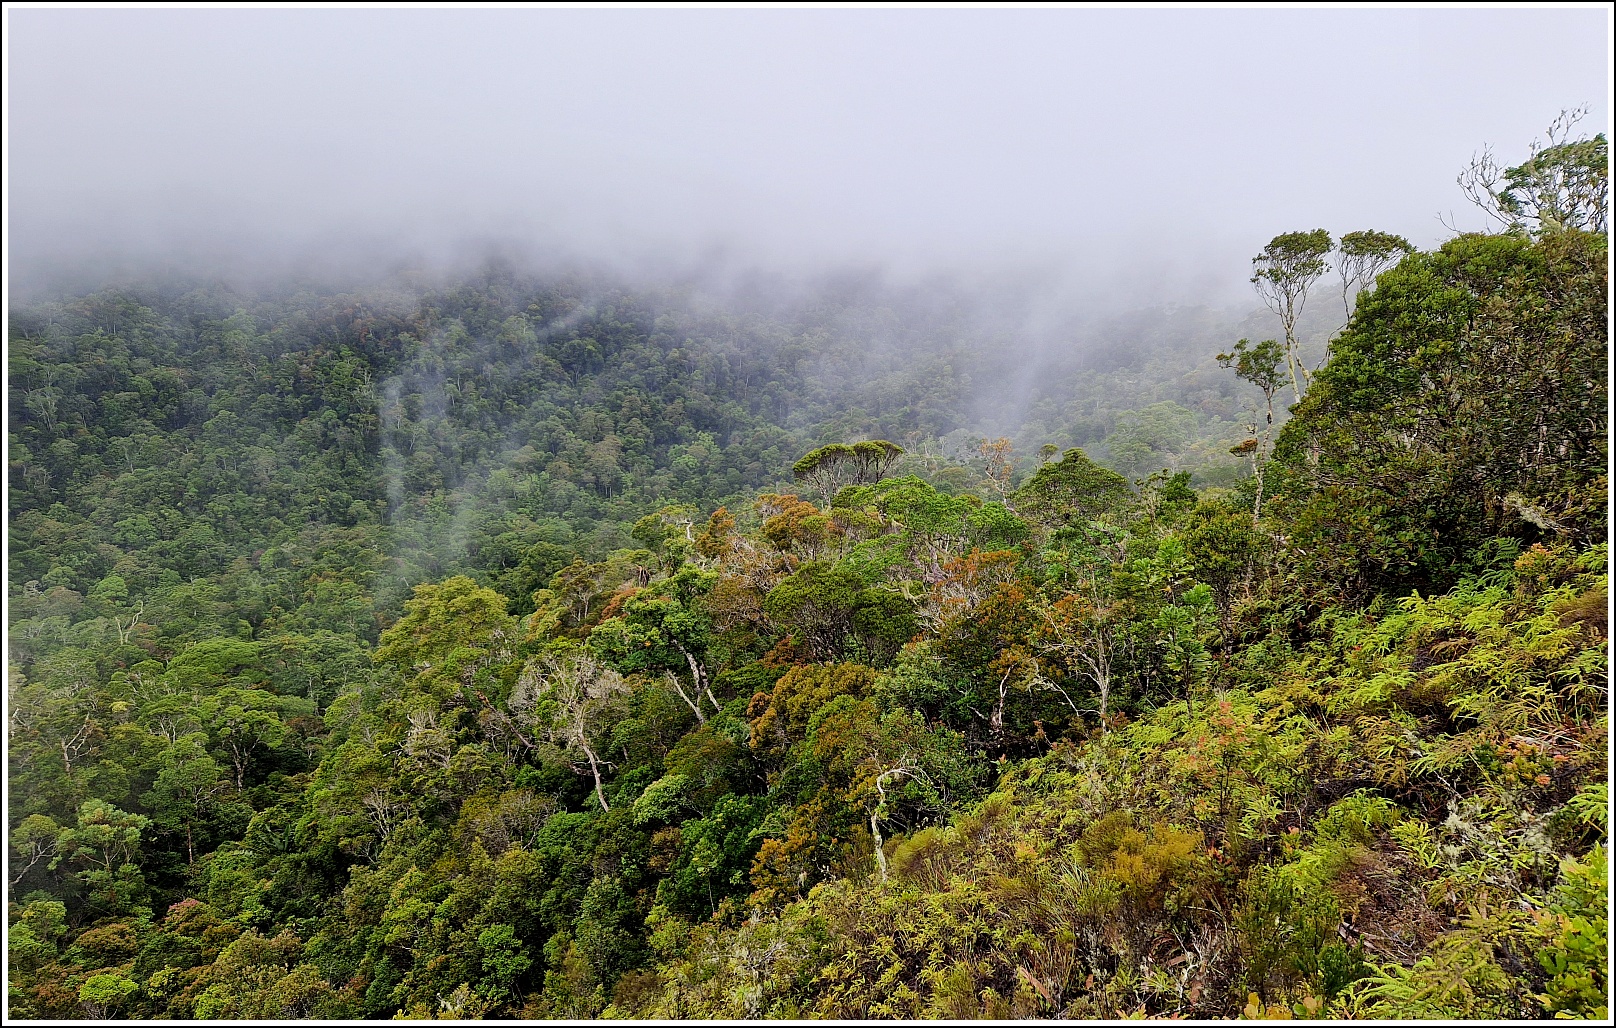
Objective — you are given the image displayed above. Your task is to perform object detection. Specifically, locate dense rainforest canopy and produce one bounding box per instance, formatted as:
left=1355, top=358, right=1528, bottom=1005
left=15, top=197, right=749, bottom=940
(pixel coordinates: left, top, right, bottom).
left=6, top=135, right=1609, bottom=1020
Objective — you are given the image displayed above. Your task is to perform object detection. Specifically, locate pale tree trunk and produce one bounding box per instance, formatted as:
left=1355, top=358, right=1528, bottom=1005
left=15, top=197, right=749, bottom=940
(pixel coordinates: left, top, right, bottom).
left=869, top=766, right=918, bottom=882
left=1252, top=395, right=1275, bottom=524
left=114, top=600, right=144, bottom=645
left=870, top=807, right=888, bottom=882
left=59, top=715, right=93, bottom=774
left=674, top=641, right=721, bottom=713
left=1281, top=301, right=1307, bottom=401
left=664, top=673, right=706, bottom=724
left=990, top=668, right=1011, bottom=750
left=579, top=735, right=610, bottom=811
left=229, top=745, right=250, bottom=790
left=1080, top=652, right=1112, bottom=727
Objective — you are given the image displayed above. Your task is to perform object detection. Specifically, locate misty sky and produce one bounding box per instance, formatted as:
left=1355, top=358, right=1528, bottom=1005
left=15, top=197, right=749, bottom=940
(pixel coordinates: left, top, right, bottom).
left=6, top=6, right=1611, bottom=302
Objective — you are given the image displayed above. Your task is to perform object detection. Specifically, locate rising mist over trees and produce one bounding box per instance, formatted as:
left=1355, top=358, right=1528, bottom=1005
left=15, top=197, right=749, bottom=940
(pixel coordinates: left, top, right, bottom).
left=7, top=110, right=1609, bottom=1023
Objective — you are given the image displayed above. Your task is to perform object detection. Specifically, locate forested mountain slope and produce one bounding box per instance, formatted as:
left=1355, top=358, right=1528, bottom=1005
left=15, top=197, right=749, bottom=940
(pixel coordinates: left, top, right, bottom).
left=8, top=271, right=1270, bottom=620
left=7, top=159, right=1608, bottom=1017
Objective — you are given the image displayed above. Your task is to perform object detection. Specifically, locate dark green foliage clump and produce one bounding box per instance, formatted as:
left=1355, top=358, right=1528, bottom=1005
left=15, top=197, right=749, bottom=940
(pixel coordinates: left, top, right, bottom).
left=1272, top=229, right=1607, bottom=601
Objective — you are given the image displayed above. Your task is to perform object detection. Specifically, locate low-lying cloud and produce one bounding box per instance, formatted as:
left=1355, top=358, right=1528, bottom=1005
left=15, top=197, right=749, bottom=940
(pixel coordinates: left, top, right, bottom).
left=6, top=7, right=1609, bottom=306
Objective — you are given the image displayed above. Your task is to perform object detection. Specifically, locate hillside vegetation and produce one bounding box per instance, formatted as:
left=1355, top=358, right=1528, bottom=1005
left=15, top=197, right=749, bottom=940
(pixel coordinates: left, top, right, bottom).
left=6, top=131, right=1608, bottom=1020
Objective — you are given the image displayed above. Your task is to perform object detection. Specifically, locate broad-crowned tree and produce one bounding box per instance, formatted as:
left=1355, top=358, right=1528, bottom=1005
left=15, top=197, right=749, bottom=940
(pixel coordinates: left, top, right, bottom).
left=792, top=441, right=904, bottom=502
left=52, top=798, right=151, bottom=915
left=373, top=576, right=517, bottom=696
left=763, top=562, right=865, bottom=661
left=1013, top=448, right=1131, bottom=539
left=1334, top=231, right=1414, bottom=325
left=198, top=687, right=286, bottom=790
left=589, top=567, right=721, bottom=721
left=511, top=652, right=631, bottom=811
left=1251, top=229, right=1333, bottom=402
left=1459, top=106, right=1609, bottom=235
left=141, top=733, right=237, bottom=865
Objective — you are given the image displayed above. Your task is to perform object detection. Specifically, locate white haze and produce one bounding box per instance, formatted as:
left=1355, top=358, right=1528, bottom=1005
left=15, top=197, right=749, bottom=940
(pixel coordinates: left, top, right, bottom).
left=5, top=6, right=1611, bottom=307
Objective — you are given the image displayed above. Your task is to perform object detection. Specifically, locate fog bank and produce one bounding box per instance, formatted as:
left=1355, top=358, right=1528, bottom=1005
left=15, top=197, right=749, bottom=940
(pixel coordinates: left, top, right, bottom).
left=7, top=7, right=1610, bottom=308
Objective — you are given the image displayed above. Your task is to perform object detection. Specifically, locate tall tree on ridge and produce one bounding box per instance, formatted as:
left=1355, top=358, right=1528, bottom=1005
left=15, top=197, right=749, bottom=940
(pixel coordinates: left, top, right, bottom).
left=1459, top=105, right=1609, bottom=235
left=1334, top=230, right=1414, bottom=325
left=1251, top=229, right=1332, bottom=403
